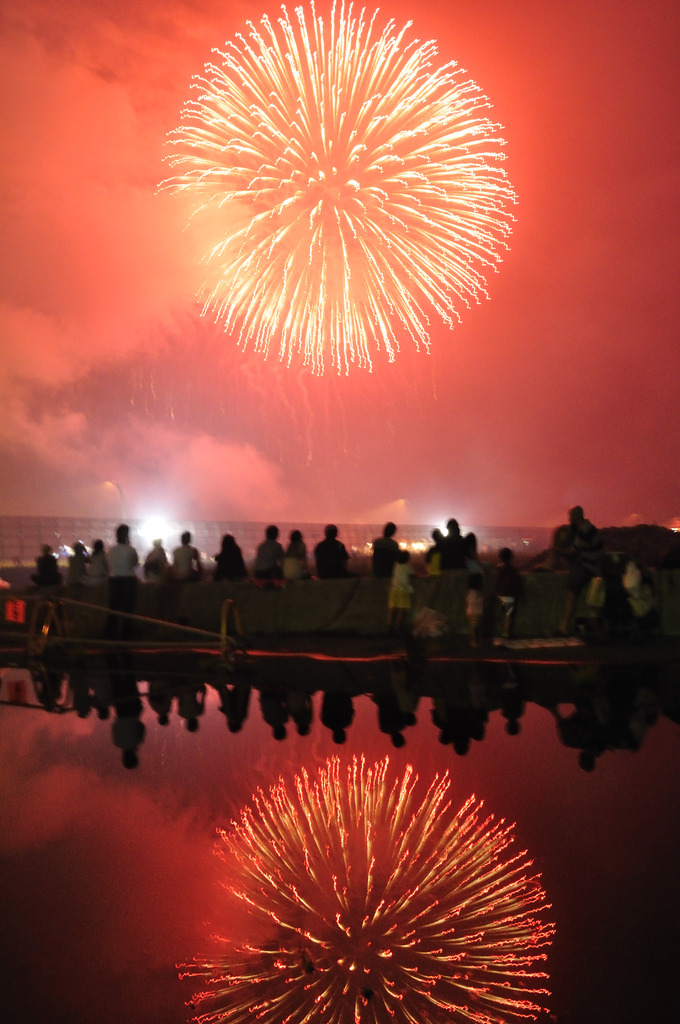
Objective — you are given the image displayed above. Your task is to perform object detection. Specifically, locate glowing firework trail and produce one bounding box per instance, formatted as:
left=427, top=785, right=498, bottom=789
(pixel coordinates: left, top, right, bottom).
left=181, top=756, right=553, bottom=1023
left=164, top=2, right=516, bottom=374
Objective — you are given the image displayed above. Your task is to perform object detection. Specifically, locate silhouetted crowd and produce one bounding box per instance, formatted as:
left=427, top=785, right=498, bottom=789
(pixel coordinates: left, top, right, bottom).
left=29, top=508, right=659, bottom=644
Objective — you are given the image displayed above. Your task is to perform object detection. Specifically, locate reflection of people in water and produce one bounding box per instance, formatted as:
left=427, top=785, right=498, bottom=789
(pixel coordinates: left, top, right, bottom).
left=148, top=677, right=172, bottom=725
left=30, top=667, right=64, bottom=711
left=500, top=666, right=526, bottom=736
left=212, top=679, right=252, bottom=732
left=176, top=682, right=206, bottom=732
left=321, top=691, right=355, bottom=744
left=373, top=692, right=412, bottom=748
left=389, top=661, right=420, bottom=725
left=286, top=687, right=313, bottom=735
left=259, top=682, right=289, bottom=739
left=19, top=638, right=670, bottom=781
left=431, top=692, right=487, bottom=756
left=548, top=665, right=661, bottom=771
left=110, top=658, right=145, bottom=769
left=112, top=708, right=145, bottom=769
left=68, top=668, right=92, bottom=718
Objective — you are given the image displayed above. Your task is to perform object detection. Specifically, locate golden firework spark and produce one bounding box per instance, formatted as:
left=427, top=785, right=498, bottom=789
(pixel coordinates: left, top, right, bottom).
left=163, top=2, right=516, bottom=374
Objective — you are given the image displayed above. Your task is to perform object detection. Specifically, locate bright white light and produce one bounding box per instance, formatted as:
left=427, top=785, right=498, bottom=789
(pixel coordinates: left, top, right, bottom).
left=138, top=518, right=174, bottom=548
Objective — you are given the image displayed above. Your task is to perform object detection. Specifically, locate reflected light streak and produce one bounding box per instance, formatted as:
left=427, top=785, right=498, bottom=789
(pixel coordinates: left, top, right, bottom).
left=163, top=2, right=516, bottom=375
left=180, top=755, right=553, bottom=1023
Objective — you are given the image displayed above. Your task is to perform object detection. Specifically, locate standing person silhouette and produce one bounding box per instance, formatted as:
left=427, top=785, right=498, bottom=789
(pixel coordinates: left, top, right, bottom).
left=372, top=522, right=400, bottom=578
left=440, top=519, right=466, bottom=570
left=314, top=525, right=350, bottom=578
left=172, top=531, right=202, bottom=581
left=106, top=524, right=139, bottom=641
left=556, top=506, right=603, bottom=635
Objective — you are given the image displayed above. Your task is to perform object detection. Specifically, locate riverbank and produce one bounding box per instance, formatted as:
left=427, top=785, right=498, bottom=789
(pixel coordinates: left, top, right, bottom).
left=3, top=567, right=680, bottom=642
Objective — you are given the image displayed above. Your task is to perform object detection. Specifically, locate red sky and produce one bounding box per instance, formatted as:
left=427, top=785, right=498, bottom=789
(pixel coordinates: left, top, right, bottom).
left=1, top=0, right=678, bottom=528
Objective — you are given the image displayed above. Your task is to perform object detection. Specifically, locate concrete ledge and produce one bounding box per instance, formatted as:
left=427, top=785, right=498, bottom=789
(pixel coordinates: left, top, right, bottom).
left=6, top=568, right=677, bottom=639
left=657, top=569, right=680, bottom=636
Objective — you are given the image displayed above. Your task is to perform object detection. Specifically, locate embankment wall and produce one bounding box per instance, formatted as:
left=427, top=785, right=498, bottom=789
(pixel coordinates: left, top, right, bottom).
left=9, top=570, right=679, bottom=639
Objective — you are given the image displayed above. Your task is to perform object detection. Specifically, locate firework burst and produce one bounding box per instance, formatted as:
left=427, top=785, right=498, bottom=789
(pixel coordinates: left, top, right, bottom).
left=163, top=2, right=516, bottom=374
left=180, top=756, right=553, bottom=1023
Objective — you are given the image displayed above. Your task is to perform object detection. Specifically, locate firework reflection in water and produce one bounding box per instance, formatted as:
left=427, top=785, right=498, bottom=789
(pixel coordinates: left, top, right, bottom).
left=164, top=2, right=516, bottom=374
left=181, top=756, right=553, bottom=1023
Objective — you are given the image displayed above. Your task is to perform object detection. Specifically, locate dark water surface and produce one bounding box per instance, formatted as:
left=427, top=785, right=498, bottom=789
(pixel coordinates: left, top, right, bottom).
left=1, top=657, right=678, bottom=1024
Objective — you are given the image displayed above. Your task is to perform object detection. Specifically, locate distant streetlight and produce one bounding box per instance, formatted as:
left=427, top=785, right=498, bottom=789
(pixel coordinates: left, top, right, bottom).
left=104, top=480, right=124, bottom=520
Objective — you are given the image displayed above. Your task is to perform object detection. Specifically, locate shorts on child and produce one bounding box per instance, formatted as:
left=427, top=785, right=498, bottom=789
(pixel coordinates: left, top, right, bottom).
left=388, top=587, right=412, bottom=610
